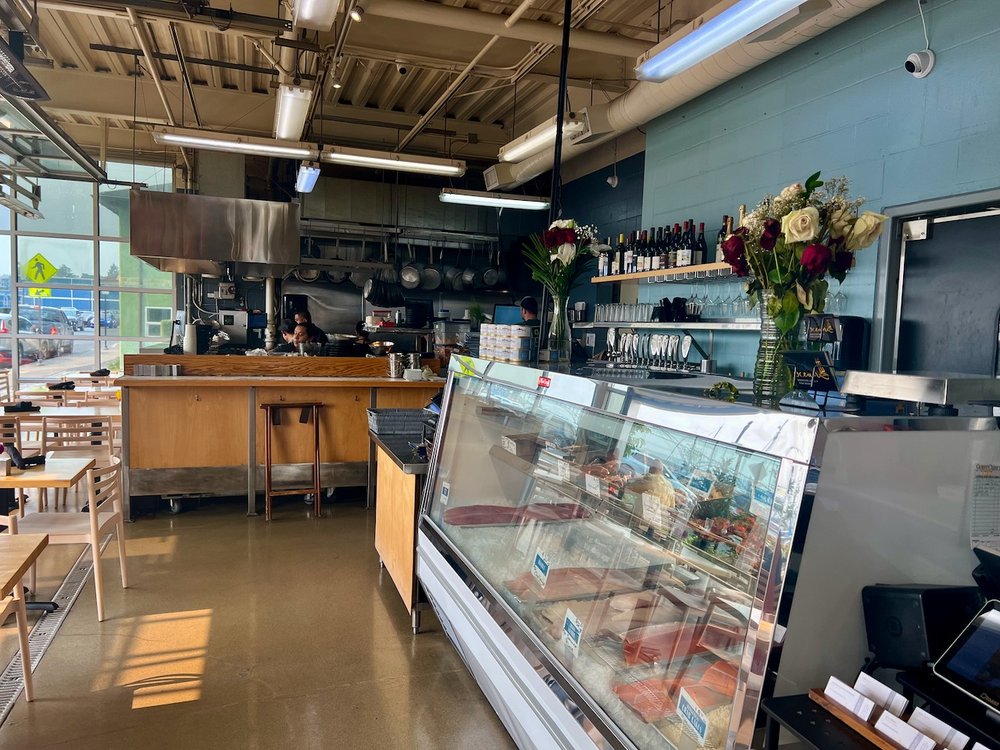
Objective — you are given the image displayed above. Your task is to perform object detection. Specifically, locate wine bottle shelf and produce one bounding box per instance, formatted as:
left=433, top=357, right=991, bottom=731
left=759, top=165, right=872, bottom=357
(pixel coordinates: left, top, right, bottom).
left=573, top=321, right=760, bottom=331
left=591, top=261, right=736, bottom=284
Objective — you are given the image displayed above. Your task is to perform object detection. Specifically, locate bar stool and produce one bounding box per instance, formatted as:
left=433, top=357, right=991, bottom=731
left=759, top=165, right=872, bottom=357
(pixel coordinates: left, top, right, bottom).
left=259, top=402, right=322, bottom=521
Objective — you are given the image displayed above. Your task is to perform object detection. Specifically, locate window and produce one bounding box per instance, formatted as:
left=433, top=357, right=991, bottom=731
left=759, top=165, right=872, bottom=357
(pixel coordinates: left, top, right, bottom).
left=3, top=161, right=177, bottom=381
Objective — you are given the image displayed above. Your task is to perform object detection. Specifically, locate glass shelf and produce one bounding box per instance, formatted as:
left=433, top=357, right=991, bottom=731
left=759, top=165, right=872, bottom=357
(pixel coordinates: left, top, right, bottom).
left=574, top=321, right=760, bottom=331
left=591, top=262, right=742, bottom=285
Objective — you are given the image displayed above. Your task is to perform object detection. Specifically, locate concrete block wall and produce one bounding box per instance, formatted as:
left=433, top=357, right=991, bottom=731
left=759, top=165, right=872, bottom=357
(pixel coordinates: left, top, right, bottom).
left=639, top=0, right=1000, bottom=375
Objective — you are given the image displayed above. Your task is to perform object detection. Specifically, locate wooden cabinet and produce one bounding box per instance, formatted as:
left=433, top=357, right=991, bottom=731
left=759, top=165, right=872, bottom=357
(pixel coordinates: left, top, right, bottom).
left=254, top=387, right=369, bottom=464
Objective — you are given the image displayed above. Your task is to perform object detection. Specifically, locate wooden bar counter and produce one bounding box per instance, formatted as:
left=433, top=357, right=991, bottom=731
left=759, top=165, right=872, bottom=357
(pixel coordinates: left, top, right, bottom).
left=119, top=355, right=443, bottom=518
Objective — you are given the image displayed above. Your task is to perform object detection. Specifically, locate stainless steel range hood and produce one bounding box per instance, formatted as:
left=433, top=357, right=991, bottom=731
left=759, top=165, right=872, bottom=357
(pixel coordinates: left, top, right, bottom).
left=130, top=190, right=300, bottom=277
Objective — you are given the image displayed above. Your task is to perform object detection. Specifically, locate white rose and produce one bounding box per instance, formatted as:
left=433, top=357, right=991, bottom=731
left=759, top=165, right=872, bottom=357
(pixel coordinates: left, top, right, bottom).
left=556, top=243, right=576, bottom=265
left=780, top=183, right=805, bottom=200
left=780, top=207, right=820, bottom=243
left=846, top=211, right=887, bottom=251
left=828, top=207, right=853, bottom=239
left=549, top=219, right=574, bottom=230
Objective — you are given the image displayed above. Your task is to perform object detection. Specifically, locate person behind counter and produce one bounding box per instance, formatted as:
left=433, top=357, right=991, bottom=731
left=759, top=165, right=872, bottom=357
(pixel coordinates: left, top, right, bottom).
left=520, top=296, right=540, bottom=326
left=272, top=321, right=298, bottom=353
left=293, top=310, right=329, bottom=344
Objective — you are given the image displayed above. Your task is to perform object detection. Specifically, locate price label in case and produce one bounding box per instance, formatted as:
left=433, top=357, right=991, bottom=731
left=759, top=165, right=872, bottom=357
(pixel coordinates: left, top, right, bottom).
left=439, top=481, right=450, bottom=506
left=537, top=376, right=552, bottom=389
left=677, top=687, right=709, bottom=746
left=531, top=550, right=550, bottom=587
left=557, top=460, right=573, bottom=482
left=585, top=474, right=602, bottom=497
left=501, top=436, right=517, bottom=455
left=562, top=608, right=583, bottom=657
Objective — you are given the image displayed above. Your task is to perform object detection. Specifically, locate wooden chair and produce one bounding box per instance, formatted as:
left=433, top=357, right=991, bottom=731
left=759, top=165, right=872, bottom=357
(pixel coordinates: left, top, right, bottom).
left=0, top=417, right=33, bottom=516
left=16, top=391, right=67, bottom=405
left=41, top=416, right=117, bottom=509
left=13, top=460, right=129, bottom=622
left=0, top=370, right=11, bottom=403
left=0, top=519, right=36, bottom=701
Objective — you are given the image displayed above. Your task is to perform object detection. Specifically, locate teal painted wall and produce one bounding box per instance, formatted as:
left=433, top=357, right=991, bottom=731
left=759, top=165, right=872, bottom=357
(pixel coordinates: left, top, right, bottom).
left=640, top=0, right=1000, bottom=376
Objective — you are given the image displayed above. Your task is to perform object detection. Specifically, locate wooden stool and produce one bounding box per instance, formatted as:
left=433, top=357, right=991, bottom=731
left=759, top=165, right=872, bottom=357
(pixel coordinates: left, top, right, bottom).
left=260, top=402, right=322, bottom=521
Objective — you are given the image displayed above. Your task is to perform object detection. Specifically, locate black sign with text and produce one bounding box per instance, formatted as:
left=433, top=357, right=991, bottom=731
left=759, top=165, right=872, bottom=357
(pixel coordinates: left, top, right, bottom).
left=783, top=350, right=839, bottom=392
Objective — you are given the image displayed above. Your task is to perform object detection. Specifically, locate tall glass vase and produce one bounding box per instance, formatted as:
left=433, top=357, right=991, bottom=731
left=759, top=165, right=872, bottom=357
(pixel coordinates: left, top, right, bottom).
left=752, top=290, right=798, bottom=409
left=546, top=294, right=572, bottom=369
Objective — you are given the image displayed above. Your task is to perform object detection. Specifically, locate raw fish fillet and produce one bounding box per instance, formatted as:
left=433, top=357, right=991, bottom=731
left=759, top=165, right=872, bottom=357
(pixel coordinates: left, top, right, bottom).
left=505, top=566, right=649, bottom=603
left=700, top=660, right=738, bottom=697
left=622, top=622, right=715, bottom=666
left=614, top=679, right=728, bottom=723
left=443, top=502, right=590, bottom=527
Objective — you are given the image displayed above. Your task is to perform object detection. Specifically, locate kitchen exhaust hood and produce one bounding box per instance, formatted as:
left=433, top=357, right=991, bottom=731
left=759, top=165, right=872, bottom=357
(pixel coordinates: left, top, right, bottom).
left=130, top=190, right=300, bottom=277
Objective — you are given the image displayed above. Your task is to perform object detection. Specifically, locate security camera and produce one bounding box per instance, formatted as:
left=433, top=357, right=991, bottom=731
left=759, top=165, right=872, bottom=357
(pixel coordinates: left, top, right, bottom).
left=395, top=60, right=409, bottom=75
left=606, top=174, right=619, bottom=188
left=904, top=49, right=935, bottom=78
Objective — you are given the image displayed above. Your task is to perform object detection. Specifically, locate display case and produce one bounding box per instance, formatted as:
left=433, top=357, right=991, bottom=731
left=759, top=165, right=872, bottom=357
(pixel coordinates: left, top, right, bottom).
left=417, top=356, right=820, bottom=750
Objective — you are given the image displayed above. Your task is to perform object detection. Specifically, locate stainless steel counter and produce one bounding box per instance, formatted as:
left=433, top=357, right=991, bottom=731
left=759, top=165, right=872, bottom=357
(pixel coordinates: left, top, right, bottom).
left=368, top=431, right=428, bottom=475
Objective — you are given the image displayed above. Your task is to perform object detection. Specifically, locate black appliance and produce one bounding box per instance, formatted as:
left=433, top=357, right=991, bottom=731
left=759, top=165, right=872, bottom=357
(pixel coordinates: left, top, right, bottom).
left=862, top=584, right=985, bottom=670
left=804, top=314, right=870, bottom=371
left=282, top=294, right=309, bottom=322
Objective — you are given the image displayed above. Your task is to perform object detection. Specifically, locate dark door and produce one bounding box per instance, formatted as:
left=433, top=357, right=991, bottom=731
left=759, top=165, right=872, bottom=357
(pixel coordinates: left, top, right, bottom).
left=896, top=212, right=1000, bottom=375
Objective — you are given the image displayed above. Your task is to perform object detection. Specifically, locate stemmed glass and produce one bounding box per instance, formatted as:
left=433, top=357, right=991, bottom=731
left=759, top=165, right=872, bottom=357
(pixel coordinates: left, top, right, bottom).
left=830, top=288, right=848, bottom=315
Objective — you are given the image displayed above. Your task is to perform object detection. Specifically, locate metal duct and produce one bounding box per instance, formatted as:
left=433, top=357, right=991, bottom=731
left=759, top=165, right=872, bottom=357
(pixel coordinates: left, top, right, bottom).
left=130, top=190, right=300, bottom=276
left=492, top=0, right=887, bottom=189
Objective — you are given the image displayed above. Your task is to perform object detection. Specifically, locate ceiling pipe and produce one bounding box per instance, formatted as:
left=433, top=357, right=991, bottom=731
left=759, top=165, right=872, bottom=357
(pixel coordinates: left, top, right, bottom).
left=504, top=0, right=538, bottom=27
left=168, top=23, right=201, bottom=127
left=493, top=0, right=888, bottom=188
left=395, top=36, right=500, bottom=152
left=126, top=7, right=191, bottom=172
left=365, top=0, right=646, bottom=58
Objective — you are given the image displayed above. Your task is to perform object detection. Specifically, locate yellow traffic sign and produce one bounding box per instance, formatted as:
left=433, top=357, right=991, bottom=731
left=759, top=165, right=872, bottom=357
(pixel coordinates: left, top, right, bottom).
left=27, top=288, right=51, bottom=297
left=24, top=253, right=57, bottom=284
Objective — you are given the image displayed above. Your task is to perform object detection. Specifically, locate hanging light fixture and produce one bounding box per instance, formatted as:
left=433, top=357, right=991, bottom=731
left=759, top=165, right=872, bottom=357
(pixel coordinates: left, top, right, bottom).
left=296, top=162, right=322, bottom=193
left=636, top=0, right=809, bottom=81
left=349, top=0, right=366, bottom=22
left=152, top=127, right=318, bottom=160
left=274, top=84, right=313, bottom=141
left=498, top=113, right=585, bottom=163
left=293, top=0, right=342, bottom=31
left=439, top=189, right=549, bottom=210
left=322, top=145, right=465, bottom=176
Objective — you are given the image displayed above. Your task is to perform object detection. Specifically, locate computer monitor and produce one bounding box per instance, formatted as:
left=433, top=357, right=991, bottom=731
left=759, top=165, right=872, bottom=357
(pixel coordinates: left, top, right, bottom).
left=933, top=599, right=1000, bottom=714
left=493, top=304, right=523, bottom=325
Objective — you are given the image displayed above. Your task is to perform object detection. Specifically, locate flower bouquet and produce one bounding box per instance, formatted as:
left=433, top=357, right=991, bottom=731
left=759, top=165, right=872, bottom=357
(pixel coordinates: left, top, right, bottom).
left=720, top=172, right=886, bottom=405
left=523, top=219, right=603, bottom=365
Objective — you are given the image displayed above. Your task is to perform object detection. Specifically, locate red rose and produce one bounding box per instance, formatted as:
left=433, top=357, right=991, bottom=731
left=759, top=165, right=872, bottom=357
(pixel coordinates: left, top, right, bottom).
left=801, top=243, right=832, bottom=275
left=760, top=218, right=780, bottom=251
left=721, top=231, right=750, bottom=277
left=543, top=229, right=560, bottom=248
left=830, top=250, right=854, bottom=275
left=560, top=228, right=576, bottom=245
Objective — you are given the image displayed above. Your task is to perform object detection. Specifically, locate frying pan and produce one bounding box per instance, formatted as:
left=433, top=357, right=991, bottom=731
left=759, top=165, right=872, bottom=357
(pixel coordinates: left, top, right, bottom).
left=400, top=244, right=423, bottom=290
left=420, top=246, right=442, bottom=290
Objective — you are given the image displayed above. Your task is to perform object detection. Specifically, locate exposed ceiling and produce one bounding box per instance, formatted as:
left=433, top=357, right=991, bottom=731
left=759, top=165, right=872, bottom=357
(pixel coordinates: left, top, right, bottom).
left=3, top=0, right=716, bottom=178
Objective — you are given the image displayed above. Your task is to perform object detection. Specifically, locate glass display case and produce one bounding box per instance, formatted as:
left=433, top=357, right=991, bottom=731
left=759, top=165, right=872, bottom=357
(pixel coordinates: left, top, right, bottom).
left=417, top=357, right=820, bottom=750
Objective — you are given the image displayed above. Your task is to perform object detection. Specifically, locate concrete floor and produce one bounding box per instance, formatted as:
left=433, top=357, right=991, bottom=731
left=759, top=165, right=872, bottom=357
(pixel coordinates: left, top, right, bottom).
left=0, top=499, right=517, bottom=750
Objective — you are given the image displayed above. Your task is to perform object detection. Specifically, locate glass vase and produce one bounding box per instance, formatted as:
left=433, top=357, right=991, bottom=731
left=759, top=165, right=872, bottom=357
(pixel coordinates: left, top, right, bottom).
left=752, top=290, right=799, bottom=409
left=546, top=294, right=572, bottom=369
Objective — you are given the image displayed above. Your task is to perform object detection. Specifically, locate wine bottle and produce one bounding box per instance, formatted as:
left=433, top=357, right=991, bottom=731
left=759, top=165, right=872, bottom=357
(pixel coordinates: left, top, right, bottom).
left=638, top=230, right=649, bottom=272
left=715, top=216, right=729, bottom=263
left=613, top=232, right=624, bottom=275
left=677, top=220, right=689, bottom=267
left=651, top=227, right=662, bottom=271
left=625, top=231, right=635, bottom=275
left=668, top=224, right=680, bottom=268
left=695, top=223, right=707, bottom=266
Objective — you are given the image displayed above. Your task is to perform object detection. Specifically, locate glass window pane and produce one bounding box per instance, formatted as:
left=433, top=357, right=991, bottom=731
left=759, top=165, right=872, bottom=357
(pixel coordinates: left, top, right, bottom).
left=100, top=241, right=172, bottom=289
left=18, top=338, right=95, bottom=380
left=0, top=235, right=12, bottom=309
left=15, top=288, right=94, bottom=336
left=0, top=335, right=16, bottom=374
left=99, top=162, right=173, bottom=237
left=16, top=236, right=94, bottom=282
left=17, top=178, right=93, bottom=235
left=0, top=207, right=11, bottom=231
left=102, top=291, right=173, bottom=338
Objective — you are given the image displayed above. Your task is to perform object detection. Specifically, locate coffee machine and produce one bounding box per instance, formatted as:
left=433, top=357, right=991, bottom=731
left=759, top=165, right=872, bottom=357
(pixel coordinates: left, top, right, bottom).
left=803, top=315, right=870, bottom=371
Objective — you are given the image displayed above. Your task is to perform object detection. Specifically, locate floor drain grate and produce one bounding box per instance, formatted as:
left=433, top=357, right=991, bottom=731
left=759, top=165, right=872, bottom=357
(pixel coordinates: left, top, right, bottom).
left=0, top=537, right=110, bottom=724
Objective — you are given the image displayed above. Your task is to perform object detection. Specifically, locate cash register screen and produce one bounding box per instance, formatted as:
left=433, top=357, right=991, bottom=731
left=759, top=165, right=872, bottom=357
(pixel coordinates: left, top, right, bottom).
left=493, top=304, right=523, bottom=325
left=933, top=599, right=1000, bottom=713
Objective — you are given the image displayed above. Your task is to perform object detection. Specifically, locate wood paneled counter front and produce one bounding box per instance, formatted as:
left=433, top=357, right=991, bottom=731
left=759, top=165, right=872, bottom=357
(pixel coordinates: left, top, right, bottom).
left=119, top=360, right=443, bottom=518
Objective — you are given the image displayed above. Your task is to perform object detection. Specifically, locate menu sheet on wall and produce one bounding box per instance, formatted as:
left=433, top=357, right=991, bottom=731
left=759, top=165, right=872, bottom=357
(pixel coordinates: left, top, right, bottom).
left=970, top=462, right=1000, bottom=554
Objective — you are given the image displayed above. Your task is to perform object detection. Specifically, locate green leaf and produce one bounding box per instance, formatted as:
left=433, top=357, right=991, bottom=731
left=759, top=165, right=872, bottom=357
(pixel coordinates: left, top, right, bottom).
left=767, top=267, right=785, bottom=285
left=805, top=171, right=823, bottom=190
left=766, top=294, right=783, bottom=319
left=782, top=290, right=799, bottom=315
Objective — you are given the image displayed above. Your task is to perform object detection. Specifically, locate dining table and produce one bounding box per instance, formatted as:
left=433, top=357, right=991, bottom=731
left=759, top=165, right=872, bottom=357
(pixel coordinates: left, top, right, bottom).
left=0, top=533, right=49, bottom=700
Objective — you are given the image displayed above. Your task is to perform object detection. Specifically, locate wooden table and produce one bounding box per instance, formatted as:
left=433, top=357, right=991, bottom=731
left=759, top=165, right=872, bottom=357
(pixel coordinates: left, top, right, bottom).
left=0, top=458, right=95, bottom=490
left=60, top=371, right=121, bottom=385
left=18, top=385, right=119, bottom=396
left=14, top=406, right=121, bottom=420
left=0, top=533, right=48, bottom=701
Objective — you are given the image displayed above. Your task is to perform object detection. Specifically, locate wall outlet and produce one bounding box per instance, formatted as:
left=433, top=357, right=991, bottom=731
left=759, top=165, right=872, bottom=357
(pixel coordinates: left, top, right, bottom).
left=585, top=333, right=596, bottom=348
left=218, top=283, right=236, bottom=299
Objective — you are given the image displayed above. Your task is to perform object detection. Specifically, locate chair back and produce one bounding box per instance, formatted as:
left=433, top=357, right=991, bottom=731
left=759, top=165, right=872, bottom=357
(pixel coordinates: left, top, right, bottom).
left=87, top=460, right=122, bottom=533
left=0, top=416, right=21, bottom=450
left=42, top=416, right=116, bottom=455
left=0, top=371, right=11, bottom=404
left=84, top=393, right=121, bottom=406
left=19, top=391, right=68, bottom=405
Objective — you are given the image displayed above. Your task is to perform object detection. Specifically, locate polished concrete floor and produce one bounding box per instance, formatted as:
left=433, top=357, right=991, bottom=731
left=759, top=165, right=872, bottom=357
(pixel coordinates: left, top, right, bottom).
left=0, top=498, right=517, bottom=749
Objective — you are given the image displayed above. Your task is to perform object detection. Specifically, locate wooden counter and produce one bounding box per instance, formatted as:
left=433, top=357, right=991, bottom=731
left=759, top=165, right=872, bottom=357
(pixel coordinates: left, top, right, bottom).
left=120, top=372, right=443, bottom=518
left=123, top=354, right=435, bottom=378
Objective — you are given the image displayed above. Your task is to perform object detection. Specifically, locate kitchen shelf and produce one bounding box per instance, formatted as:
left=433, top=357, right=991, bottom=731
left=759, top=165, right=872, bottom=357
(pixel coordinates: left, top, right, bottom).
left=574, top=320, right=761, bottom=331
left=591, top=261, right=735, bottom=284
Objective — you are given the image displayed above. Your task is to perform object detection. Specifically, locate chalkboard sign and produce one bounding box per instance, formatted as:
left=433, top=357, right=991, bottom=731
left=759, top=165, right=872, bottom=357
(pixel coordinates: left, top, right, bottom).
left=783, top=350, right=839, bottom=393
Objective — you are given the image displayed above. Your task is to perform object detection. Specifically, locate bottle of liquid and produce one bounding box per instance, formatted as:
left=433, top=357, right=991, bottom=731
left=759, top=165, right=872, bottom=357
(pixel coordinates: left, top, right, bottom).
left=715, top=215, right=729, bottom=263
left=637, top=230, right=647, bottom=272
left=651, top=227, right=662, bottom=271
left=624, top=231, right=634, bottom=275
left=658, top=227, right=669, bottom=270
left=613, top=233, right=624, bottom=275
left=668, top=224, right=680, bottom=268
left=695, top=223, right=707, bottom=266
left=677, top=221, right=690, bottom=267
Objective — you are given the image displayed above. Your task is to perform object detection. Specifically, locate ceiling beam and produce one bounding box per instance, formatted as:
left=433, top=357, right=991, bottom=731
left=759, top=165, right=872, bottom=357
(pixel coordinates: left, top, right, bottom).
left=89, top=43, right=279, bottom=77
left=38, top=0, right=290, bottom=35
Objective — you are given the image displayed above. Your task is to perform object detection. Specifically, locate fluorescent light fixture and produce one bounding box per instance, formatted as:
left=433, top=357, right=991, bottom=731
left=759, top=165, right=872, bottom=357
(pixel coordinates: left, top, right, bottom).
left=439, top=189, right=549, bottom=210
left=636, top=0, right=807, bottom=81
left=296, top=161, right=322, bottom=193
left=322, top=146, right=466, bottom=176
left=274, top=84, right=313, bottom=141
left=294, top=0, right=342, bottom=30
left=152, top=127, right=319, bottom=160
left=498, top=113, right=586, bottom=163
left=331, top=78, right=343, bottom=89
left=349, top=0, right=365, bottom=22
